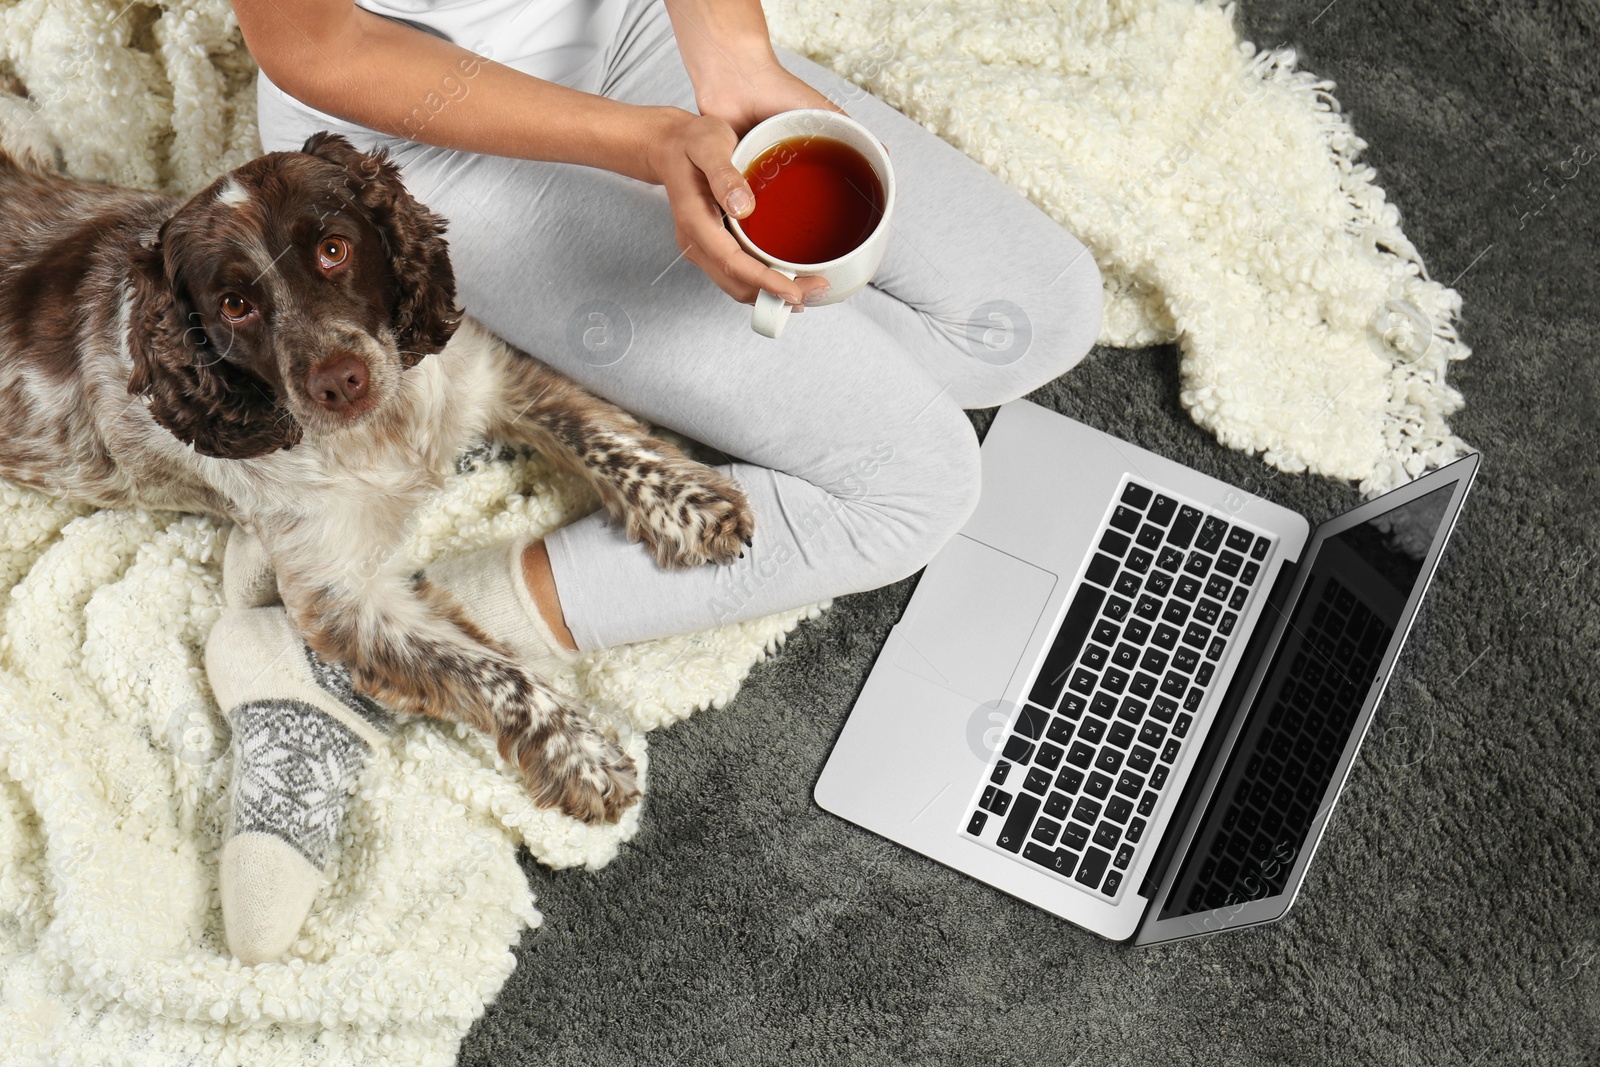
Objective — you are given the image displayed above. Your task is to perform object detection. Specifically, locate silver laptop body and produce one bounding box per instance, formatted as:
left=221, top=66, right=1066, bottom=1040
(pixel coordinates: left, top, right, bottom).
left=815, top=398, right=1477, bottom=943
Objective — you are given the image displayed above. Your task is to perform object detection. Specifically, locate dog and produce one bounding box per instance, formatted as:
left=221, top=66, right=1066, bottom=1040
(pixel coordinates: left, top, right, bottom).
left=0, top=102, right=754, bottom=824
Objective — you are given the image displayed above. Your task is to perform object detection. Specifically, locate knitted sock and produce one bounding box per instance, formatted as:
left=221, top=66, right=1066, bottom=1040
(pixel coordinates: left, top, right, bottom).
left=419, top=538, right=581, bottom=680
left=207, top=529, right=396, bottom=964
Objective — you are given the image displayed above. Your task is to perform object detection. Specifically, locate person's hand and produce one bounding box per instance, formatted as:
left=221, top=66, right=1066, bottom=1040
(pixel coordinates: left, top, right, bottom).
left=644, top=61, right=846, bottom=308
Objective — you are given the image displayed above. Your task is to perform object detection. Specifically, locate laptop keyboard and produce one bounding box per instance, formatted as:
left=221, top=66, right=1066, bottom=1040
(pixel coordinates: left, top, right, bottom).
left=962, top=477, right=1274, bottom=902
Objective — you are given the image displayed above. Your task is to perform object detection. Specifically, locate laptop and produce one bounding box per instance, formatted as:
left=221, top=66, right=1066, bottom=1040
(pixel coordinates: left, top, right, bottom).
left=815, top=398, right=1477, bottom=943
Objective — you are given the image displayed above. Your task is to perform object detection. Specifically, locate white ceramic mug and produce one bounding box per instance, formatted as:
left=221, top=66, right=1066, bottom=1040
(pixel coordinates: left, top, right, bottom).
left=727, top=109, right=896, bottom=339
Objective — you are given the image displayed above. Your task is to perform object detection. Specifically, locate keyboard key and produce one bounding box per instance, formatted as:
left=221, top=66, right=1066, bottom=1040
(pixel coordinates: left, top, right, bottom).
left=1076, top=846, right=1111, bottom=888
left=1117, top=696, right=1147, bottom=723
left=1035, top=742, right=1064, bottom=771
left=1082, top=643, right=1109, bottom=670
left=1175, top=576, right=1202, bottom=602
left=1184, top=686, right=1205, bottom=711
left=1197, top=517, right=1229, bottom=552
left=1085, top=552, right=1119, bottom=586
left=1104, top=596, right=1132, bottom=621
left=1153, top=624, right=1180, bottom=650
left=1028, top=583, right=1106, bottom=707
left=1160, top=670, right=1188, bottom=698
left=1015, top=703, right=1049, bottom=739
left=1219, top=611, right=1238, bottom=636
left=1025, top=767, right=1052, bottom=794
left=1114, top=572, right=1143, bottom=597
left=1229, top=585, right=1249, bottom=610
left=1043, top=790, right=1073, bottom=820
left=1162, top=600, right=1190, bottom=625
left=967, top=810, right=988, bottom=835
left=1105, top=796, right=1134, bottom=824
left=1226, top=527, right=1254, bottom=553
left=995, top=792, right=1041, bottom=852
left=982, top=786, right=1012, bottom=815
left=1124, top=619, right=1153, bottom=644
left=1162, top=739, right=1182, bottom=763
left=1129, top=672, right=1158, bottom=700
left=1136, top=523, right=1164, bottom=549
left=1023, top=841, right=1057, bottom=868
left=1107, top=722, right=1136, bottom=748
left=1204, top=574, right=1232, bottom=602
left=1138, top=721, right=1167, bottom=747
left=1172, top=646, right=1200, bottom=673
left=1101, top=870, right=1123, bottom=896
left=1085, top=772, right=1112, bottom=800
left=1196, top=662, right=1214, bottom=686
left=1125, top=549, right=1154, bottom=575
left=1150, top=765, right=1168, bottom=790
left=1173, top=713, right=1193, bottom=738
left=1066, top=741, right=1095, bottom=768
left=1077, top=717, right=1106, bottom=744
left=1091, top=619, right=1120, bottom=646
left=1128, top=745, right=1156, bottom=773
left=1047, top=848, right=1081, bottom=876
left=1046, top=717, right=1074, bottom=745
left=1069, top=668, right=1097, bottom=695
left=1055, top=767, right=1084, bottom=793
left=1183, top=551, right=1212, bottom=578
left=1148, top=495, right=1177, bottom=525
left=1215, top=550, right=1244, bottom=578
left=1241, top=561, right=1260, bottom=585
left=1032, top=817, right=1061, bottom=846
left=1099, top=529, right=1131, bottom=557
left=1194, top=598, right=1222, bottom=625
left=991, top=761, right=1012, bottom=784
left=1134, top=595, right=1161, bottom=621
left=1140, top=648, right=1169, bottom=674
left=1091, top=693, right=1119, bottom=720
left=1250, top=534, right=1271, bottom=560
left=1168, top=507, right=1201, bottom=548
left=1003, top=736, right=1034, bottom=764
left=1150, top=696, right=1178, bottom=723
left=1095, top=748, right=1124, bottom=774
left=1114, top=843, right=1136, bottom=870
left=1125, top=817, right=1146, bottom=843
left=1072, top=797, right=1103, bottom=824
left=1060, top=821, right=1090, bottom=852
left=1145, top=571, right=1174, bottom=597
left=1102, top=667, right=1130, bottom=694
left=1137, top=790, right=1159, bottom=816
left=1182, top=623, right=1210, bottom=649
left=1116, top=770, right=1144, bottom=798
left=1207, top=636, right=1226, bottom=661
left=1121, top=482, right=1153, bottom=509
left=1108, top=642, right=1138, bottom=670
left=1156, top=546, right=1184, bottom=572
left=1094, top=822, right=1122, bottom=849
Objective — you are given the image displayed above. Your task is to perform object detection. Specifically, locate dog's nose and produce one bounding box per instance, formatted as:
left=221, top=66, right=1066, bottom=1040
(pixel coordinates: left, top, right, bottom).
left=306, top=356, right=370, bottom=410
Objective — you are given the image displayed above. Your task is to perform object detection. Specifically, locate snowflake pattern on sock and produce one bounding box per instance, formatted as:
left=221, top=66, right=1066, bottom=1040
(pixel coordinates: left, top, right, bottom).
left=302, top=645, right=396, bottom=735
left=227, top=699, right=371, bottom=869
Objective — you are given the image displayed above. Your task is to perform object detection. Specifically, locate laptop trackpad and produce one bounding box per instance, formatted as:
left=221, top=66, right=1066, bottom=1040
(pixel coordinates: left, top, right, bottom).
left=892, top=535, right=1057, bottom=705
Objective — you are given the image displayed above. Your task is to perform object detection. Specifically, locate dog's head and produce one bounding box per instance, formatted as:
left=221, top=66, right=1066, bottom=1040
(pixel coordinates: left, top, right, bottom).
left=127, top=133, right=461, bottom=458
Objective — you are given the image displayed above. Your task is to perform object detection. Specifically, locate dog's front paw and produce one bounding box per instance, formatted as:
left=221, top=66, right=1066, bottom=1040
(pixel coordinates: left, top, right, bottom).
left=624, top=463, right=755, bottom=569
left=504, top=696, right=640, bottom=824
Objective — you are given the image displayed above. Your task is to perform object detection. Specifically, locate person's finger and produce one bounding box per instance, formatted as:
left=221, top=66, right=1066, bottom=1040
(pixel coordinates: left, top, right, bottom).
left=685, top=120, right=756, bottom=220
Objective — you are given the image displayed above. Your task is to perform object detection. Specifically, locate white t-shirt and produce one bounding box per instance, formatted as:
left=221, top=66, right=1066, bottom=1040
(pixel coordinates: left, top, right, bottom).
left=352, top=0, right=628, bottom=84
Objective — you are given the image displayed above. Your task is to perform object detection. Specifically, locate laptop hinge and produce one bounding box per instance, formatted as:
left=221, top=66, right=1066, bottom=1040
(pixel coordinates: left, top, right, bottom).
left=1137, top=553, right=1302, bottom=901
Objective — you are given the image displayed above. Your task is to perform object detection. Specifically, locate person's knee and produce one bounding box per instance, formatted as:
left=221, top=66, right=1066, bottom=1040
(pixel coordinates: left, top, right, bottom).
left=828, top=403, right=983, bottom=589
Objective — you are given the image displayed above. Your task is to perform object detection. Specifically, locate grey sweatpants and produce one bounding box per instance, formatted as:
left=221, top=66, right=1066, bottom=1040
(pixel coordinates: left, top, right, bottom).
left=256, top=0, right=1103, bottom=650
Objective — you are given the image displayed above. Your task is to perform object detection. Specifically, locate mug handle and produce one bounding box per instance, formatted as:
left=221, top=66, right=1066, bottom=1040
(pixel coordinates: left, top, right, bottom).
left=751, top=269, right=797, bottom=339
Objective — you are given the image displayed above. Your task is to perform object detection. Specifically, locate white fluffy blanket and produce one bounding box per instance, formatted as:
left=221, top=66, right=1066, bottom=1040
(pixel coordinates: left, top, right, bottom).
left=0, top=0, right=1470, bottom=1062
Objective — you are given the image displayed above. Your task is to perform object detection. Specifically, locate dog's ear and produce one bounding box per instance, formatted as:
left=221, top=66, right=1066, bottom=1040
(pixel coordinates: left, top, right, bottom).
left=126, top=226, right=302, bottom=459
left=301, top=132, right=462, bottom=368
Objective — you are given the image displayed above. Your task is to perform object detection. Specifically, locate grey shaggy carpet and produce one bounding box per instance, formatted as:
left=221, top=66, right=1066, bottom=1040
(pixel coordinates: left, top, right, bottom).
left=458, top=0, right=1600, bottom=1063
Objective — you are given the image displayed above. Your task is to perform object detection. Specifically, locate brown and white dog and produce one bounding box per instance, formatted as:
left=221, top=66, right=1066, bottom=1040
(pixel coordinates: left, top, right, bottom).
left=0, top=101, right=754, bottom=823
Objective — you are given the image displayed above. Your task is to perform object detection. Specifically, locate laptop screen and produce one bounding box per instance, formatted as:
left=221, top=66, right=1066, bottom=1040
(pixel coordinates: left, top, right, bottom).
left=1154, top=481, right=1458, bottom=922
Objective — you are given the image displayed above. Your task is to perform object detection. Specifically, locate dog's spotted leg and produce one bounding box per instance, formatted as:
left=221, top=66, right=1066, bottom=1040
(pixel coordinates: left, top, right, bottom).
left=278, top=575, right=639, bottom=823
left=488, top=344, right=755, bottom=569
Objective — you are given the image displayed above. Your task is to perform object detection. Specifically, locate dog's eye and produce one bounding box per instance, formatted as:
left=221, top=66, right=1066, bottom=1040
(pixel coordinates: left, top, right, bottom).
left=318, top=236, right=350, bottom=270
left=220, top=293, right=254, bottom=322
